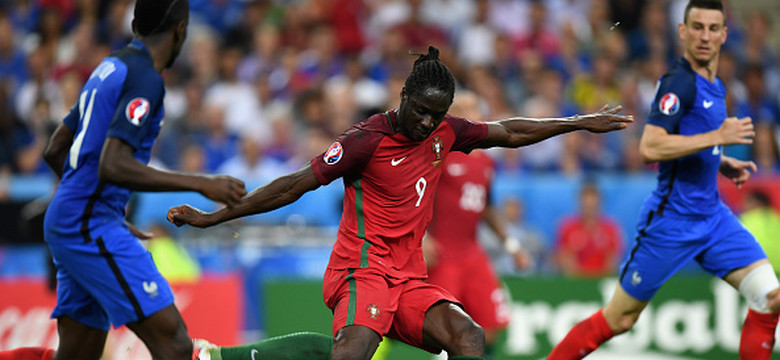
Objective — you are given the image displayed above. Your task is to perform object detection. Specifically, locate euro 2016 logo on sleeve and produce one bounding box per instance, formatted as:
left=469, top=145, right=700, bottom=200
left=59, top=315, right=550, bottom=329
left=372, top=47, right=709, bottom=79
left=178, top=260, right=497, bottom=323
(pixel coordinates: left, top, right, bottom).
left=324, top=141, right=343, bottom=165
left=126, top=97, right=150, bottom=126
left=659, top=92, right=680, bottom=116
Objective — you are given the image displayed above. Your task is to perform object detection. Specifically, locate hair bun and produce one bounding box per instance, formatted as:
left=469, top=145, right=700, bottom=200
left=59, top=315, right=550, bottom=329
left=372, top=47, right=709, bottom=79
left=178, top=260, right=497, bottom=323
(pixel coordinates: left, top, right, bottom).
left=426, top=46, right=440, bottom=60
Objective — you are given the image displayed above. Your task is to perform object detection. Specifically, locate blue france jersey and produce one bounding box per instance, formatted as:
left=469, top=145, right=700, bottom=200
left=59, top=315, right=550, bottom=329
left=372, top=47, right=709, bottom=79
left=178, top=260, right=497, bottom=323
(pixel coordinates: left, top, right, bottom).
left=644, top=57, right=727, bottom=217
left=45, top=39, right=164, bottom=239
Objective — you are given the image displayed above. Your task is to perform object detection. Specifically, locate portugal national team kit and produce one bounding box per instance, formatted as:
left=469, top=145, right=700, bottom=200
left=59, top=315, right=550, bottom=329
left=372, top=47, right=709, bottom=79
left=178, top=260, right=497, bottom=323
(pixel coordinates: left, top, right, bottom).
left=618, top=57, right=767, bottom=301
left=44, top=39, right=173, bottom=329
left=310, top=110, right=487, bottom=351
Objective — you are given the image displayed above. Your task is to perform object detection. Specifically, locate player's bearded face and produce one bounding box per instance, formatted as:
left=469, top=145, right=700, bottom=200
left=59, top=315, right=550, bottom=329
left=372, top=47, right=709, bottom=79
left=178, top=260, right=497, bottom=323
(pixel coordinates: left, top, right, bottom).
left=397, top=88, right=451, bottom=142
left=680, top=8, right=726, bottom=67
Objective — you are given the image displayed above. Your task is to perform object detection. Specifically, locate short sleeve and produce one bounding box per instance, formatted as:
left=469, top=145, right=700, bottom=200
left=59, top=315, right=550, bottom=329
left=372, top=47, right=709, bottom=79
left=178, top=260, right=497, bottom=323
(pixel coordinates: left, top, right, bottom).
left=310, top=124, right=384, bottom=185
left=105, top=70, right=164, bottom=150
left=62, top=103, right=79, bottom=131
left=447, top=115, right=488, bottom=153
left=647, top=70, right=696, bottom=133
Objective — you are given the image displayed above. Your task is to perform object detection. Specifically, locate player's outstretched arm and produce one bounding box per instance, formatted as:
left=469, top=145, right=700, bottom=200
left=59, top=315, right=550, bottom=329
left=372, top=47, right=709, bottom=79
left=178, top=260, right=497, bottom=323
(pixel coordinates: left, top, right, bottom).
left=43, top=123, right=75, bottom=179
left=639, top=116, right=754, bottom=162
left=478, top=105, right=633, bottom=149
left=98, top=137, right=247, bottom=206
left=168, top=163, right=322, bottom=228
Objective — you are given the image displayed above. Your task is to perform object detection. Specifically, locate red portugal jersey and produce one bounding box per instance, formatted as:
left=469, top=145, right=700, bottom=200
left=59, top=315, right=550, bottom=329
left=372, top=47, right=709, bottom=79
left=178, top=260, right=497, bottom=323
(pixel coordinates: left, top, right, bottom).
left=310, top=110, right=488, bottom=283
left=427, top=151, right=495, bottom=261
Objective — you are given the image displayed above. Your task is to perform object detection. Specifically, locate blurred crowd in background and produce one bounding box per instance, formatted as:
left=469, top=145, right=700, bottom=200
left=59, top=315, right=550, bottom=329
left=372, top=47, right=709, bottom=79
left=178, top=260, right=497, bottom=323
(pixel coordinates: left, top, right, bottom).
left=1, top=0, right=779, bottom=183
left=1, top=0, right=780, bottom=278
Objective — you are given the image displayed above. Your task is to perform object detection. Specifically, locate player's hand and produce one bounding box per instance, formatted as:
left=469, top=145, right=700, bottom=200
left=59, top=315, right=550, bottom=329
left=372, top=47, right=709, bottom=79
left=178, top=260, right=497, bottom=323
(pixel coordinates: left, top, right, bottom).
left=167, top=204, right=214, bottom=228
left=126, top=221, right=153, bottom=240
left=199, top=175, right=247, bottom=207
left=719, top=156, right=757, bottom=188
left=718, top=116, right=754, bottom=145
left=577, top=105, right=634, bottom=133
left=512, top=251, right=533, bottom=270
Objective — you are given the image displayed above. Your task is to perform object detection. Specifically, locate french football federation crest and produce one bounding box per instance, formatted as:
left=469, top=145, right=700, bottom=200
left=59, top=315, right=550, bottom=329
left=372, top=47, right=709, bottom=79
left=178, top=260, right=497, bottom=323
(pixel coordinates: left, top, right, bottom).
left=431, top=136, right=443, bottom=167
left=366, top=303, right=381, bottom=320
left=125, top=98, right=150, bottom=126
left=323, top=141, right=343, bottom=165
left=658, top=92, right=680, bottom=115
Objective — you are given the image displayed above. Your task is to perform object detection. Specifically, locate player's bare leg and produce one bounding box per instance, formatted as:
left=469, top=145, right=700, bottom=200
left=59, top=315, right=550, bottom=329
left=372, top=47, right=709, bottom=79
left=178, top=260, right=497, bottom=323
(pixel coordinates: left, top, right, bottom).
left=331, top=325, right=381, bottom=360
left=126, top=304, right=192, bottom=360
left=422, top=301, right=485, bottom=359
left=724, top=259, right=780, bottom=360
left=602, top=284, right=650, bottom=334
left=548, top=284, right=648, bottom=359
left=52, top=316, right=108, bottom=360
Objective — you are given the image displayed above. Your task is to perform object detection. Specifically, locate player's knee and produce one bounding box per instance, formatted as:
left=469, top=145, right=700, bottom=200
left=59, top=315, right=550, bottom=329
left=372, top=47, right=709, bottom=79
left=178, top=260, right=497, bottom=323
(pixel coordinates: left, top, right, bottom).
left=612, top=315, right=639, bottom=335
left=739, top=263, right=780, bottom=314
left=451, top=319, right=485, bottom=354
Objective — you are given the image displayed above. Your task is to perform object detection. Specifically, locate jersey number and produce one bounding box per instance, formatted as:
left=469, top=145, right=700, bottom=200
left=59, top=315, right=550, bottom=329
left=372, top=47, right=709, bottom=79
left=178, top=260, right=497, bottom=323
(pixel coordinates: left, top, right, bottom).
left=415, top=177, right=427, bottom=207
left=69, top=89, right=98, bottom=169
left=459, top=182, right=486, bottom=212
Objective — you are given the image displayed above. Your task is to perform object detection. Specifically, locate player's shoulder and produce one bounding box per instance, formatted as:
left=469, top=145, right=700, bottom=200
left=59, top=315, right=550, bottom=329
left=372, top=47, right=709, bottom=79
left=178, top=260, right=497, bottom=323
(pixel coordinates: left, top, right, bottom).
left=660, top=57, right=697, bottom=92
left=112, top=40, right=164, bottom=88
left=442, top=114, right=478, bottom=128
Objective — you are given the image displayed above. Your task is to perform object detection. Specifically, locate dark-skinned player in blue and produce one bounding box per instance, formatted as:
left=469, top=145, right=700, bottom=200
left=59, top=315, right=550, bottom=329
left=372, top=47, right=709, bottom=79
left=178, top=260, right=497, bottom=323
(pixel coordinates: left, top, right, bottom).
left=0, top=1, right=248, bottom=359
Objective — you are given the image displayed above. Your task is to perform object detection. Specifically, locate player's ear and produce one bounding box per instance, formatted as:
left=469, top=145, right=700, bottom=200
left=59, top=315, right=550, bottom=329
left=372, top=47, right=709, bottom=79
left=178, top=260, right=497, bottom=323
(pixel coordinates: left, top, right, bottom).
left=721, top=25, right=728, bottom=45
left=131, top=19, right=137, bottom=36
left=400, top=87, right=407, bottom=100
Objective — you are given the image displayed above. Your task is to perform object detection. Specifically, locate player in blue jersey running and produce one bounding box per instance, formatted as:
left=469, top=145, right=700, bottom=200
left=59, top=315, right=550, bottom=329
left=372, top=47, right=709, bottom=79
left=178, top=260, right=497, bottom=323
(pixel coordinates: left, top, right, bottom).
left=549, top=1, right=780, bottom=359
left=1, top=1, right=247, bottom=359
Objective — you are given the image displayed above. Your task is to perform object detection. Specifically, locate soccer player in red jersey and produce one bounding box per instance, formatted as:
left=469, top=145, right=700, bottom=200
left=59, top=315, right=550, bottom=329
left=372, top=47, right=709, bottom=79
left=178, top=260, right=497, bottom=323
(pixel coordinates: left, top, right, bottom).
left=170, top=46, right=632, bottom=360
left=424, top=91, right=531, bottom=358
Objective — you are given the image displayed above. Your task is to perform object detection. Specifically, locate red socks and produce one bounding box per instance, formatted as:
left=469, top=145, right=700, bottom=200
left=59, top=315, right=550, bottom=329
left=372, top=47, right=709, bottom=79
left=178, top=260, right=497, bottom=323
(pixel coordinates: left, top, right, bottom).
left=0, top=348, right=54, bottom=360
left=547, top=309, right=614, bottom=360
left=740, top=309, right=779, bottom=360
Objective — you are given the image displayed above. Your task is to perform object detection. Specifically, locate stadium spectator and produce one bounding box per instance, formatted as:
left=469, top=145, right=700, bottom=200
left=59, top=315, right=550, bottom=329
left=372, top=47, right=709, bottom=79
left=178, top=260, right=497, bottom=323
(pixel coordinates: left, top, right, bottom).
left=168, top=46, right=632, bottom=360
left=554, top=181, right=623, bottom=278
left=549, top=2, right=780, bottom=359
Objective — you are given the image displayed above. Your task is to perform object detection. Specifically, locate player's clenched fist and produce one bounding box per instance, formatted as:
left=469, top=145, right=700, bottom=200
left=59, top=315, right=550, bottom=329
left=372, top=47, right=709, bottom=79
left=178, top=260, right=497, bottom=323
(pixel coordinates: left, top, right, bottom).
left=167, top=204, right=213, bottom=228
left=198, top=175, right=246, bottom=207
left=718, top=116, right=755, bottom=145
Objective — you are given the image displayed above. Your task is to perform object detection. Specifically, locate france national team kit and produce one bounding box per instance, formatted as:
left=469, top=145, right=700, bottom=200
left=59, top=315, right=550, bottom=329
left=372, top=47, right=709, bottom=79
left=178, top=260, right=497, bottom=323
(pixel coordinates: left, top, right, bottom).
left=618, top=57, right=767, bottom=301
left=43, top=39, right=174, bottom=330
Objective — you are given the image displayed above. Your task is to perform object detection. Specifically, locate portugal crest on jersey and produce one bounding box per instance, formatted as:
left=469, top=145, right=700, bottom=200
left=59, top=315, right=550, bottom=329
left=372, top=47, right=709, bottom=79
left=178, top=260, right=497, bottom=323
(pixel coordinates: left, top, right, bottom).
left=659, top=92, right=680, bottom=116
left=431, top=135, right=443, bottom=167
left=324, top=141, right=343, bottom=165
left=125, top=97, right=150, bottom=126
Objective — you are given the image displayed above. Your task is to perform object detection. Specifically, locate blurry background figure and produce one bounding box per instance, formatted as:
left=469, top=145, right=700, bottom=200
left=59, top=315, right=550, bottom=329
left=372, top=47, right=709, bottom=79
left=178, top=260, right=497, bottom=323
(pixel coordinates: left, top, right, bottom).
left=740, top=190, right=780, bottom=272
left=498, top=196, right=547, bottom=275
left=424, top=91, right=531, bottom=359
left=554, top=181, right=624, bottom=278
left=145, top=223, right=201, bottom=283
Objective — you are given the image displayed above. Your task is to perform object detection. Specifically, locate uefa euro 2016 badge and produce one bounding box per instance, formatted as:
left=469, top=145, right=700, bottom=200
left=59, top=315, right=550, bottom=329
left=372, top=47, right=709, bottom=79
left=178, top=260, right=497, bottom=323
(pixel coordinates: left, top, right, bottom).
left=431, top=135, right=443, bottom=167
left=659, top=92, right=680, bottom=115
left=323, top=141, right=343, bottom=165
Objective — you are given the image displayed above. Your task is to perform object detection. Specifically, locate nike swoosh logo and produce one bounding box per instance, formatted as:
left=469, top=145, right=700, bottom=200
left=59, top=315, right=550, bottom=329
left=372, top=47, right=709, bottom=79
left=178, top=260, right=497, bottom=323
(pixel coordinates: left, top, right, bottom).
left=251, top=349, right=259, bottom=360
left=391, top=156, right=407, bottom=166
left=703, top=100, right=713, bottom=109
